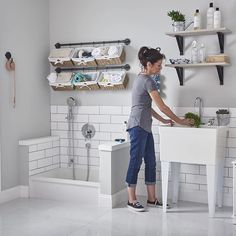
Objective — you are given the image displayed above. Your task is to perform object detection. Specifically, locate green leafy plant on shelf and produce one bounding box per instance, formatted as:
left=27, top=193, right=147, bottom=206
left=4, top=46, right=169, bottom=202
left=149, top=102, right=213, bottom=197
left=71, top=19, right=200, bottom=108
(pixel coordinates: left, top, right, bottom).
left=167, top=10, right=185, bottom=22
left=185, top=112, right=201, bottom=128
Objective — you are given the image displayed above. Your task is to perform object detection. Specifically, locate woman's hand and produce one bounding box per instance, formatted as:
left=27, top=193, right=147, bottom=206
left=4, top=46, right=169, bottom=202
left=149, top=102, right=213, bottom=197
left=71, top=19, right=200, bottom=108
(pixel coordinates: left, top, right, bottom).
left=179, top=118, right=195, bottom=126
left=162, top=119, right=174, bottom=126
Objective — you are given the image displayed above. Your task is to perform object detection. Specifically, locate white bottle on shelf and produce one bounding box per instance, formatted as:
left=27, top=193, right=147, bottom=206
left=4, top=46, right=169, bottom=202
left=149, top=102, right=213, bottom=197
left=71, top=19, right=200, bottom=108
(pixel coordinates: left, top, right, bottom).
left=207, top=2, right=214, bottom=29
left=214, top=8, right=221, bottom=29
left=199, top=43, right=206, bottom=63
left=191, top=40, right=199, bottom=63
left=194, top=9, right=201, bottom=30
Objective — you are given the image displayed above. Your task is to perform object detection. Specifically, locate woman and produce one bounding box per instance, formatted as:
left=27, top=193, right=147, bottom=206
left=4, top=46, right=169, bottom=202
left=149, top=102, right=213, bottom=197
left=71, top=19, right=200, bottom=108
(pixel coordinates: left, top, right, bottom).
left=126, top=46, right=194, bottom=212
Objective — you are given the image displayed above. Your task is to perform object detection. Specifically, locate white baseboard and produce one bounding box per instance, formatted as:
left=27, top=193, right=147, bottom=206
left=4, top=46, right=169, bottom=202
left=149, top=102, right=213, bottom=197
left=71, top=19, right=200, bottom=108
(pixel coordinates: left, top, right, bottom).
left=20, top=186, right=29, bottom=198
left=99, top=188, right=127, bottom=208
left=136, top=183, right=233, bottom=207
left=0, top=185, right=29, bottom=204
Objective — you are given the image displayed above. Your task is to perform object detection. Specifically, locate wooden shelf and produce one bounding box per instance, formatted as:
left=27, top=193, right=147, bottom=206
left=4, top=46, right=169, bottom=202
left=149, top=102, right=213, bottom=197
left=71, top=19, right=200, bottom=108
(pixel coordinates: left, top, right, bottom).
left=166, top=28, right=231, bottom=37
left=165, top=62, right=230, bottom=68
left=165, top=62, right=230, bottom=86
left=166, top=27, right=231, bottom=55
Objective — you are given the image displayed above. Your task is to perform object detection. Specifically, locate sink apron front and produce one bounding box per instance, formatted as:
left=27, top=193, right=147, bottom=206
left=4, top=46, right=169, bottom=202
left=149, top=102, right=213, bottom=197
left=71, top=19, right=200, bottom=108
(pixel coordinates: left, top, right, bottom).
left=159, top=125, right=228, bottom=217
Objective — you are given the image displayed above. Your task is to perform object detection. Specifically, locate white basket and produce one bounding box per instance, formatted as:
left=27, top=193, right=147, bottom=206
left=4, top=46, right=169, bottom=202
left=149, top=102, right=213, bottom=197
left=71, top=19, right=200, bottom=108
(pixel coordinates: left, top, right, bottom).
left=48, top=48, right=75, bottom=67
left=71, top=47, right=97, bottom=67
left=48, top=72, right=74, bottom=91
left=93, top=45, right=125, bottom=65
left=73, top=72, right=100, bottom=90
left=97, top=71, right=128, bottom=90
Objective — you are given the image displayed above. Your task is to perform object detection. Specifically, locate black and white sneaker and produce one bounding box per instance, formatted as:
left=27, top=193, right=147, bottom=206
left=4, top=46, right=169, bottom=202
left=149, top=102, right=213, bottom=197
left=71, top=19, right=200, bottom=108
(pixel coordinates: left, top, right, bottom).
left=127, top=201, right=145, bottom=212
left=147, top=199, right=171, bottom=209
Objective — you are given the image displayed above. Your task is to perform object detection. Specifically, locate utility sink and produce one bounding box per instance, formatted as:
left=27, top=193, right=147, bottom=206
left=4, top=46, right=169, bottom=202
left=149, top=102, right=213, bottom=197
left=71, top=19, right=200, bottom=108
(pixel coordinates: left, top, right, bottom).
left=159, top=125, right=228, bottom=165
left=159, top=124, right=228, bottom=217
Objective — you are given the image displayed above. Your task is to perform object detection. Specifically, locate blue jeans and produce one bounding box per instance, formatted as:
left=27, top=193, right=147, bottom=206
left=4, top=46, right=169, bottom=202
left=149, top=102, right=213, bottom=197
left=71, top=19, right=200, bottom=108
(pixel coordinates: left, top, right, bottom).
left=126, top=126, right=156, bottom=187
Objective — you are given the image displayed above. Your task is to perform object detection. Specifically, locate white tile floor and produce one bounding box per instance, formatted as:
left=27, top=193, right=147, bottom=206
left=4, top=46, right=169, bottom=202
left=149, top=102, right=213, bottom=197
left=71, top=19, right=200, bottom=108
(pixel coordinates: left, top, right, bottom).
left=0, top=197, right=235, bottom=236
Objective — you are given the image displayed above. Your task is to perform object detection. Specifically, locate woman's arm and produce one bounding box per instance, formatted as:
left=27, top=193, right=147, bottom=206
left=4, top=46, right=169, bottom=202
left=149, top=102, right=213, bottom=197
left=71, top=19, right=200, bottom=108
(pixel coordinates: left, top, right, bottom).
left=149, top=90, right=193, bottom=126
left=151, top=108, right=173, bottom=125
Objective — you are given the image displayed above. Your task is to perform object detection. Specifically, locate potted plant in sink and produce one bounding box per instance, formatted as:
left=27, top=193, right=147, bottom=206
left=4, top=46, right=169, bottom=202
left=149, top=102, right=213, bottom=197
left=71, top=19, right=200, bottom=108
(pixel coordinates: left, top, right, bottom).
left=167, top=10, right=186, bottom=32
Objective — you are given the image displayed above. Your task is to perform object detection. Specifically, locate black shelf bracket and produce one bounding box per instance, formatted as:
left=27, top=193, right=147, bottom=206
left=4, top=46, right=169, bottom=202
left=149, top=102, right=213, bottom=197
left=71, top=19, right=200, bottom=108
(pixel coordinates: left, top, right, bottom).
left=216, top=65, right=224, bottom=85
left=55, top=64, right=131, bottom=74
left=217, top=32, right=224, bottom=53
left=175, top=36, right=184, bottom=55
left=173, top=65, right=224, bottom=86
left=175, top=67, right=184, bottom=85
left=55, top=38, right=131, bottom=49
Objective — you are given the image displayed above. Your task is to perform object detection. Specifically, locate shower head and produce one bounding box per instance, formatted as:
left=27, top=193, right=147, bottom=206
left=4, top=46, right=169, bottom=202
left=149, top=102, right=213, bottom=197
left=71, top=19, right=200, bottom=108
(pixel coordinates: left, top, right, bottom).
left=67, top=97, right=77, bottom=107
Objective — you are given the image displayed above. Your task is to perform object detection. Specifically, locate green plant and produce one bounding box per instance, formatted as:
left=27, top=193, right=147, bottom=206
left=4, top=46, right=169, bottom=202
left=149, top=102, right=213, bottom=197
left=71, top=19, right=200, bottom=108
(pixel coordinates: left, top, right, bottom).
left=167, top=10, right=185, bottom=22
left=184, top=112, right=201, bottom=128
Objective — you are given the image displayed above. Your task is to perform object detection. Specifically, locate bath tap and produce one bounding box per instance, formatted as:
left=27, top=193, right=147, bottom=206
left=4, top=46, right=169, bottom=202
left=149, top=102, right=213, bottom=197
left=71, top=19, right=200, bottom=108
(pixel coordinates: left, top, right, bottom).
left=207, top=118, right=215, bottom=126
left=68, top=158, right=74, bottom=167
left=194, top=97, right=203, bottom=122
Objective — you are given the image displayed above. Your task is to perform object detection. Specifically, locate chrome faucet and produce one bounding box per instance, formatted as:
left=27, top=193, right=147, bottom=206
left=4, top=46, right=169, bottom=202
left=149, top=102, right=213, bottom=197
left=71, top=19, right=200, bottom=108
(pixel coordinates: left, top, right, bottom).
left=194, top=97, right=203, bottom=122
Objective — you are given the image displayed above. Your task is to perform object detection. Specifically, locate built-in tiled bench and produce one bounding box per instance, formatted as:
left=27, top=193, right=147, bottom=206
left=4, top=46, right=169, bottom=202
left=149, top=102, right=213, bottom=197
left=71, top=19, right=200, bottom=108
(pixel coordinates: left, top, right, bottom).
left=19, top=136, right=60, bottom=185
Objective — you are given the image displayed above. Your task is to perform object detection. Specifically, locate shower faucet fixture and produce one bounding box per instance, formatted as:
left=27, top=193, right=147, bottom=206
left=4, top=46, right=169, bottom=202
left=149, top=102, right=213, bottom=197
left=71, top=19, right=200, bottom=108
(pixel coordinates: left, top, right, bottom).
left=82, top=123, right=96, bottom=140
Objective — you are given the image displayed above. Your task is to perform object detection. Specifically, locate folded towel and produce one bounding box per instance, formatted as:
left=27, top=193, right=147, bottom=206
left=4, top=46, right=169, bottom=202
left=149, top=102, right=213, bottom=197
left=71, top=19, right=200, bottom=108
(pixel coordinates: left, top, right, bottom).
left=82, top=51, right=92, bottom=58
left=92, top=48, right=101, bottom=57
left=72, top=73, right=92, bottom=83
left=78, top=50, right=84, bottom=58
left=56, top=73, right=72, bottom=83
left=100, top=73, right=123, bottom=83
left=100, top=47, right=109, bottom=56
left=108, top=46, right=119, bottom=56
left=47, top=73, right=57, bottom=83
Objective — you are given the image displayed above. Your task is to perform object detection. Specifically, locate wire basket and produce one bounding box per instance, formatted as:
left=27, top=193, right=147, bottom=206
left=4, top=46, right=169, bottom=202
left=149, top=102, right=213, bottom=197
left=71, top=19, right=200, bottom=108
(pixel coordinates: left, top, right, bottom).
left=93, top=45, right=125, bottom=66
left=97, top=71, right=129, bottom=90
left=48, top=48, right=74, bottom=67
left=48, top=72, right=74, bottom=91
left=73, top=72, right=100, bottom=90
left=71, top=47, right=97, bottom=67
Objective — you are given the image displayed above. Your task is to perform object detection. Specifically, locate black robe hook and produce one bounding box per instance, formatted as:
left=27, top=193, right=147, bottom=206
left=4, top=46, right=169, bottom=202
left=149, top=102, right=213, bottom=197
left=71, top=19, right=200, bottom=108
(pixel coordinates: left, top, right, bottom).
left=5, top=52, right=12, bottom=60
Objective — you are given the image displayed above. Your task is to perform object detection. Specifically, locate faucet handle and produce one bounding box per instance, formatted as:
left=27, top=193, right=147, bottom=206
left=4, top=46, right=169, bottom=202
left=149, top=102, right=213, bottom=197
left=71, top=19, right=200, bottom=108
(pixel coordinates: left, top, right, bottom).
left=207, top=118, right=215, bottom=126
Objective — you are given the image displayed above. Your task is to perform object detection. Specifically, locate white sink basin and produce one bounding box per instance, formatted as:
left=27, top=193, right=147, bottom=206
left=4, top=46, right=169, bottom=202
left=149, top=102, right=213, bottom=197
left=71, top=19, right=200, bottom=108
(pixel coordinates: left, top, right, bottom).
left=159, top=124, right=228, bottom=217
left=159, top=125, right=228, bottom=165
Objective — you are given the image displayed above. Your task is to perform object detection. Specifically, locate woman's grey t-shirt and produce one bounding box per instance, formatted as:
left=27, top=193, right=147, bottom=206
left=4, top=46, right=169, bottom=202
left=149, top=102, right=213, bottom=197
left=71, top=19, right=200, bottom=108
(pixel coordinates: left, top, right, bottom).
left=127, top=74, right=157, bottom=133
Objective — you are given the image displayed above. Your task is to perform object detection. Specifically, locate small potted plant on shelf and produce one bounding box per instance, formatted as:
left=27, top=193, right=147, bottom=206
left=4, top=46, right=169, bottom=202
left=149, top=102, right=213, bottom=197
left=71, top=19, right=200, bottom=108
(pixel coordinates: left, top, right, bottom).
left=167, top=10, right=186, bottom=32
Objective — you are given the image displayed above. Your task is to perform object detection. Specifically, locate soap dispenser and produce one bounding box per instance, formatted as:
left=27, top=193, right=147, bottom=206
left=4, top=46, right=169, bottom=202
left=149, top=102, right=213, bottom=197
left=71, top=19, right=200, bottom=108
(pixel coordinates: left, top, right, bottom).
left=214, top=8, right=222, bottom=28
left=207, top=2, right=214, bottom=29
left=194, top=9, right=201, bottom=30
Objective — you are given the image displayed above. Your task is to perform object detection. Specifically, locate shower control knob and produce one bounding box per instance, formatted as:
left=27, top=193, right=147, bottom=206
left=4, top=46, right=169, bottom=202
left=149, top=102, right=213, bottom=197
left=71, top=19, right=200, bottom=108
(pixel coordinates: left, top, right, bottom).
left=82, top=123, right=96, bottom=139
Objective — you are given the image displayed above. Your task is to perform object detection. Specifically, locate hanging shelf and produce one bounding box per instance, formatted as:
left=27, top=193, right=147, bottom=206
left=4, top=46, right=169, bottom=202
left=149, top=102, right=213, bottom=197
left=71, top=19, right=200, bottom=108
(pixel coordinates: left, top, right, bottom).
left=165, top=62, right=230, bottom=86
left=166, top=28, right=231, bottom=55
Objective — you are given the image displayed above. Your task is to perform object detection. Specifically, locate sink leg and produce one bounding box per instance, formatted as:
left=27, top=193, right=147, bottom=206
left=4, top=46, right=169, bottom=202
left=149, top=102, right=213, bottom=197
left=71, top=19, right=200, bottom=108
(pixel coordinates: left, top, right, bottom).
left=217, top=160, right=224, bottom=208
left=206, top=165, right=217, bottom=217
left=172, top=162, right=180, bottom=204
left=161, top=161, right=170, bottom=213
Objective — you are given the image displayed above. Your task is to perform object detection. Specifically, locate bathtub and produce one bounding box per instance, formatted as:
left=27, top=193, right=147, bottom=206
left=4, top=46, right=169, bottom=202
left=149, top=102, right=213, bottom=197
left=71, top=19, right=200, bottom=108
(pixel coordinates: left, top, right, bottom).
left=29, top=167, right=100, bottom=205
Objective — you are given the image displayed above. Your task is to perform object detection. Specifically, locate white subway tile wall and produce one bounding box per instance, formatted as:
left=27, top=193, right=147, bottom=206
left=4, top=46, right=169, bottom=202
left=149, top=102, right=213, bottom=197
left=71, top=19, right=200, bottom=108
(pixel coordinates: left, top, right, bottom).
left=28, top=138, right=60, bottom=176
left=51, top=105, right=236, bottom=205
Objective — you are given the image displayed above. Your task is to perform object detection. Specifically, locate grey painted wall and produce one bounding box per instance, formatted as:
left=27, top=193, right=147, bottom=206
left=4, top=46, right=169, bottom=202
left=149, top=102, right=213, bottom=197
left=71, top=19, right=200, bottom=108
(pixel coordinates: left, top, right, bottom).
left=0, top=0, right=50, bottom=190
left=49, top=0, right=236, bottom=107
